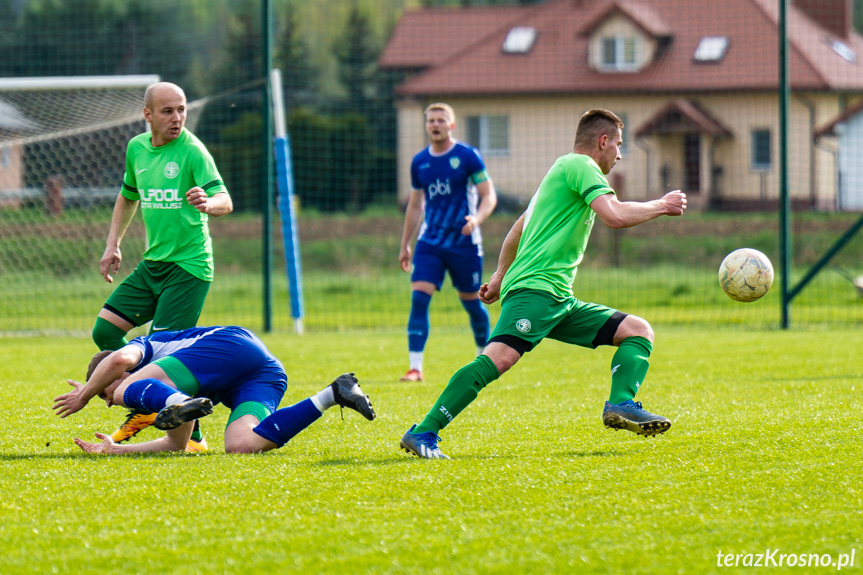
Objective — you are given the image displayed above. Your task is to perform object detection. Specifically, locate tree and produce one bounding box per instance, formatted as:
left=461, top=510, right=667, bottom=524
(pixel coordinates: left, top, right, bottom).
left=275, top=5, right=319, bottom=112
left=332, top=2, right=379, bottom=112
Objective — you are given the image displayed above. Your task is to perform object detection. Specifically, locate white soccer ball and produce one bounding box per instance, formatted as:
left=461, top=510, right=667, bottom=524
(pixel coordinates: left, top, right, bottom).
left=718, top=248, right=774, bottom=302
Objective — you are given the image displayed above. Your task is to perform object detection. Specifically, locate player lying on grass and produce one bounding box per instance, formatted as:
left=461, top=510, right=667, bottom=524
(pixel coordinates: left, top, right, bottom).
left=53, top=325, right=375, bottom=454
left=399, top=108, right=686, bottom=459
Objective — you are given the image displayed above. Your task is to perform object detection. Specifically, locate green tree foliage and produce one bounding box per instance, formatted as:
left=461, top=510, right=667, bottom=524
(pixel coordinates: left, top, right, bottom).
left=332, top=2, right=378, bottom=111
left=288, top=109, right=373, bottom=212
left=275, top=5, right=319, bottom=112
left=12, top=0, right=125, bottom=77
left=212, top=111, right=264, bottom=213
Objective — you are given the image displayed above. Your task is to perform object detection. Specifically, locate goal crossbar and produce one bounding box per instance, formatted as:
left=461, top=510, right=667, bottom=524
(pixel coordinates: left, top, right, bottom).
left=0, top=75, right=160, bottom=91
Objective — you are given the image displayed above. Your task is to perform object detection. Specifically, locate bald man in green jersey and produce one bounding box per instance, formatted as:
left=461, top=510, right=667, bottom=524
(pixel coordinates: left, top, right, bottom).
left=92, top=82, right=233, bottom=450
left=400, top=109, right=687, bottom=459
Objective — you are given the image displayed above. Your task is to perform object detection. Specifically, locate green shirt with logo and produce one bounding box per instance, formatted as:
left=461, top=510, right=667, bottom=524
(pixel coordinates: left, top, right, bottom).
left=120, top=129, right=227, bottom=281
left=501, top=153, right=613, bottom=301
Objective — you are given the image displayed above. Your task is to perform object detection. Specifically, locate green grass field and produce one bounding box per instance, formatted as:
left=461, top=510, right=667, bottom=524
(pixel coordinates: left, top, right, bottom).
left=2, top=327, right=861, bottom=574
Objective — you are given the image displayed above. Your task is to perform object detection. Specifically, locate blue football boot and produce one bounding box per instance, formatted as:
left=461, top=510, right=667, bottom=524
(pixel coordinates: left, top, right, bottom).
left=399, top=424, right=450, bottom=459
left=602, top=400, right=671, bottom=437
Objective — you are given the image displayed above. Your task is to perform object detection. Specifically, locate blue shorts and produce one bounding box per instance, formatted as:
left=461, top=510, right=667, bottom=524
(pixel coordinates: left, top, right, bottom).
left=411, top=240, right=483, bottom=293
left=166, top=326, right=287, bottom=414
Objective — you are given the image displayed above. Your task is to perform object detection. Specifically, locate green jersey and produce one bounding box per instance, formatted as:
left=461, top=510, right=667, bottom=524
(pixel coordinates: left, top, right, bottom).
left=501, top=153, right=613, bottom=301
left=120, top=129, right=227, bottom=281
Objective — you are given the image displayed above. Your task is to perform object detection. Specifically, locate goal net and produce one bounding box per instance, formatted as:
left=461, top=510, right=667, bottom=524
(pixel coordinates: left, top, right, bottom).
left=0, top=75, right=163, bottom=209
left=0, top=76, right=165, bottom=333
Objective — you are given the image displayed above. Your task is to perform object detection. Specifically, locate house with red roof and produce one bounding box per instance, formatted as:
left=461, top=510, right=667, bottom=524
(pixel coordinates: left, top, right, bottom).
left=380, top=0, right=863, bottom=211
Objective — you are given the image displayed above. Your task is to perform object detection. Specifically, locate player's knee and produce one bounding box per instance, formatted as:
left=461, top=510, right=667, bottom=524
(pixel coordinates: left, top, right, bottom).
left=615, top=315, right=654, bottom=344
left=226, top=426, right=278, bottom=454
left=92, top=317, right=128, bottom=351
left=225, top=436, right=272, bottom=454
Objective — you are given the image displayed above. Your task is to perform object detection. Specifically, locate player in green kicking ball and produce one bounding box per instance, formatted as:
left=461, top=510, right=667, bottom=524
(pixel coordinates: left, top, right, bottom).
left=400, top=108, right=687, bottom=459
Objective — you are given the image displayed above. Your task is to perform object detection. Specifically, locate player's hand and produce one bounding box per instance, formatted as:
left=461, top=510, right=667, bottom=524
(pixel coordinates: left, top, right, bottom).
left=399, top=246, right=412, bottom=273
left=99, top=245, right=121, bottom=283
left=663, top=190, right=687, bottom=216
left=479, top=272, right=503, bottom=305
left=461, top=215, right=479, bottom=236
left=186, top=187, right=210, bottom=214
left=73, top=433, right=116, bottom=454
left=52, top=379, right=88, bottom=418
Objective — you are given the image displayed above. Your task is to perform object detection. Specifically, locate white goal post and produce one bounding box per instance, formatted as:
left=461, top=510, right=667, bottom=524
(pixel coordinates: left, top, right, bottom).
left=0, top=75, right=160, bottom=91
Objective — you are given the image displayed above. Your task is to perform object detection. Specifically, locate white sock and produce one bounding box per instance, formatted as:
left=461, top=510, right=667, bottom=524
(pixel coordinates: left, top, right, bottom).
left=477, top=346, right=484, bottom=357
left=165, top=392, right=190, bottom=407
left=310, top=386, right=336, bottom=413
left=409, top=351, right=424, bottom=372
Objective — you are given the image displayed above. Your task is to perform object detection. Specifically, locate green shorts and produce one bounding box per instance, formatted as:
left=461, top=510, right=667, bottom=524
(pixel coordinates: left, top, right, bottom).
left=103, top=260, right=210, bottom=331
left=488, top=288, right=625, bottom=353
left=153, top=355, right=272, bottom=427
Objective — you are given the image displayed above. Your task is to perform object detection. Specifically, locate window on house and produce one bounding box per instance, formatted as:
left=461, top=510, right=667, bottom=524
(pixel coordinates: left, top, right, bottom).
left=751, top=129, right=771, bottom=170
left=503, top=27, right=537, bottom=54
left=600, top=36, right=638, bottom=70
left=694, top=36, right=729, bottom=62
left=466, top=115, right=509, bottom=157
left=829, top=39, right=856, bottom=62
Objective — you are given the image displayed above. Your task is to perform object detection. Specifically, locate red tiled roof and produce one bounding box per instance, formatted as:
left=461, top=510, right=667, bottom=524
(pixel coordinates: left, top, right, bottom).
left=634, top=98, right=734, bottom=138
left=378, top=5, right=532, bottom=70
left=380, top=0, right=863, bottom=96
left=577, top=0, right=672, bottom=38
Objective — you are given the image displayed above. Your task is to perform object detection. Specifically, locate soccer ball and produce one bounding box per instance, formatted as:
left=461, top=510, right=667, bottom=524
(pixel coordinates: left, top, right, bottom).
left=718, top=248, right=774, bottom=302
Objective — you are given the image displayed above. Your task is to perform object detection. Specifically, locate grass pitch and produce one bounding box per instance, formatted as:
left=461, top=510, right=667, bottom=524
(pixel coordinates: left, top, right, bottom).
left=1, top=327, right=861, bottom=574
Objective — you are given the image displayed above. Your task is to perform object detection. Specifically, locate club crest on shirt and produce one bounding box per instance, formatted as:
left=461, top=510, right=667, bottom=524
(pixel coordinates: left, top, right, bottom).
left=516, top=318, right=531, bottom=333
left=450, top=157, right=460, bottom=170
left=164, top=162, right=180, bottom=179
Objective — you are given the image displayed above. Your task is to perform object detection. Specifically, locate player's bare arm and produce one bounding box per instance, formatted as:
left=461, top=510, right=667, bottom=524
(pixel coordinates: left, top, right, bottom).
left=74, top=424, right=191, bottom=454
left=186, top=188, right=233, bottom=216
left=591, top=190, right=686, bottom=230
left=52, top=345, right=143, bottom=418
left=461, top=178, right=497, bottom=235
left=100, top=194, right=139, bottom=283
left=479, top=212, right=525, bottom=304
left=399, top=189, right=425, bottom=272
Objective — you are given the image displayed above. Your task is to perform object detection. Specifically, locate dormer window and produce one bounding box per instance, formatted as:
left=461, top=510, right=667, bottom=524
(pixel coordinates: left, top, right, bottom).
left=829, top=39, right=856, bottom=62
left=503, top=27, right=537, bottom=54
left=694, top=36, right=729, bottom=63
left=600, top=36, right=638, bottom=71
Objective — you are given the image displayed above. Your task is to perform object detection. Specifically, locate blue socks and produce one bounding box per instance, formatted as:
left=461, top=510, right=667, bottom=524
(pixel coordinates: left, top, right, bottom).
left=408, top=292, right=490, bottom=352
left=123, top=378, right=184, bottom=413
left=461, top=298, right=490, bottom=348
left=407, top=290, right=432, bottom=352
left=253, top=399, right=323, bottom=447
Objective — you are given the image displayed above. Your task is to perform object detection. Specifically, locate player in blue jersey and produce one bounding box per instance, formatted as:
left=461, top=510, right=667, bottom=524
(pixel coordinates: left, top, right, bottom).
left=398, top=103, right=498, bottom=382
left=52, top=326, right=375, bottom=454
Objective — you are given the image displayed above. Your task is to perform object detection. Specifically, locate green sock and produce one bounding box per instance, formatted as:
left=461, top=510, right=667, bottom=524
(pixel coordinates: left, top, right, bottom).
left=191, top=420, right=203, bottom=442
left=414, top=354, right=500, bottom=435
left=92, top=317, right=128, bottom=351
left=608, top=336, right=653, bottom=404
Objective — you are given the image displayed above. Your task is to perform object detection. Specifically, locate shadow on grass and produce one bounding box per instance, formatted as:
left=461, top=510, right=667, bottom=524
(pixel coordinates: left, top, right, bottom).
left=313, top=456, right=422, bottom=467
left=554, top=449, right=636, bottom=458
left=0, top=451, right=213, bottom=461
left=763, top=374, right=863, bottom=382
